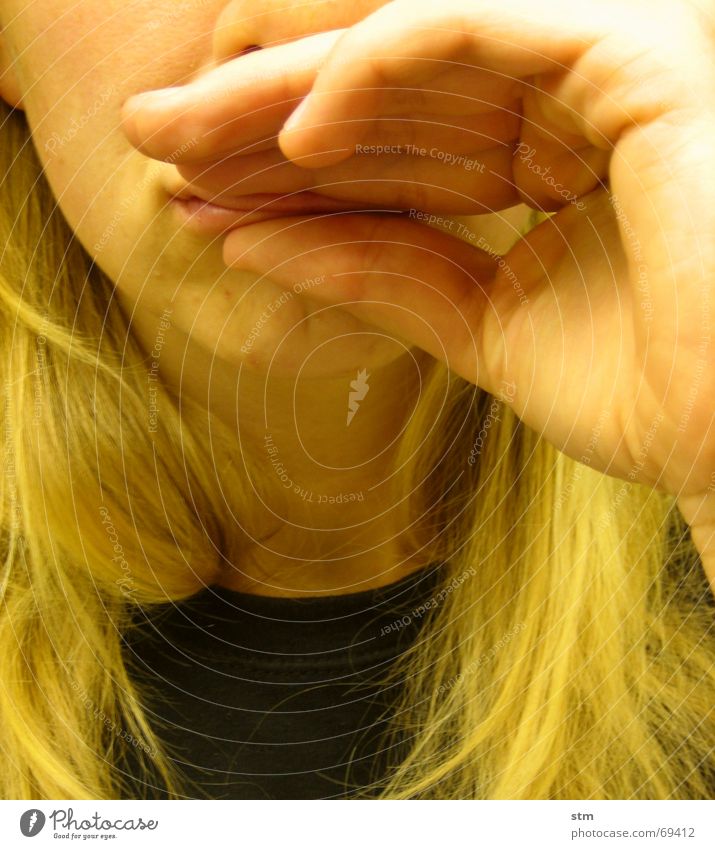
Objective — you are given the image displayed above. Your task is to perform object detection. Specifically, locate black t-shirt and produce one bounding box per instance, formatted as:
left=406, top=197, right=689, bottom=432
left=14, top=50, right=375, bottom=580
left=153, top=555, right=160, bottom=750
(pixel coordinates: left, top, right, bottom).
left=119, top=563, right=442, bottom=799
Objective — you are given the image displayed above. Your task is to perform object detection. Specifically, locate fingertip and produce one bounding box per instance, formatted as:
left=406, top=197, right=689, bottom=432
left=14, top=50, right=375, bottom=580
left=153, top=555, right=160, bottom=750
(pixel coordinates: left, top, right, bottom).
left=278, top=97, right=352, bottom=168
left=277, top=112, right=323, bottom=167
left=282, top=96, right=310, bottom=133
left=120, top=89, right=188, bottom=148
left=119, top=98, right=145, bottom=149
left=278, top=126, right=354, bottom=169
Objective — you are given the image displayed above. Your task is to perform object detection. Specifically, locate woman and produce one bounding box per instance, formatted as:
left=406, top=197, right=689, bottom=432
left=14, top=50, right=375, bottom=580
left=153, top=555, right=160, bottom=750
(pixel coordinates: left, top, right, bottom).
left=1, top=0, right=714, bottom=799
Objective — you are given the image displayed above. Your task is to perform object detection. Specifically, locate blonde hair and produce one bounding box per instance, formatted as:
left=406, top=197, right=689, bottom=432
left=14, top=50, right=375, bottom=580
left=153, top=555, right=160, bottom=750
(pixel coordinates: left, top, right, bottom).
left=1, top=100, right=713, bottom=800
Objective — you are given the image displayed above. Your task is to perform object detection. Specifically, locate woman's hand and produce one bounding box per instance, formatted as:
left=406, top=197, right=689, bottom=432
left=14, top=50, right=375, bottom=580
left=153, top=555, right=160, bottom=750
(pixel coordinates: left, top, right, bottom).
left=121, top=0, right=715, bottom=586
left=120, top=17, right=524, bottom=215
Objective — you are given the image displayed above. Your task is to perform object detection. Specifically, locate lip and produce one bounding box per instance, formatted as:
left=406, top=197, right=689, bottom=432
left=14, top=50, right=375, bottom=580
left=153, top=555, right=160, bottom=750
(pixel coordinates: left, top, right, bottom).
left=169, top=190, right=375, bottom=235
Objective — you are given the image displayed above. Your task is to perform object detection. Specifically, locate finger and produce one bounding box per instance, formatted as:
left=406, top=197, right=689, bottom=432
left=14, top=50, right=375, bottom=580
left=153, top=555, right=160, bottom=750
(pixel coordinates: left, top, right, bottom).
left=120, top=29, right=342, bottom=162
left=179, top=98, right=521, bottom=167
left=513, top=84, right=610, bottom=210
left=123, top=50, right=521, bottom=167
left=513, top=139, right=610, bottom=212
left=230, top=89, right=523, bottom=160
left=176, top=142, right=520, bottom=214
left=182, top=100, right=519, bottom=160
left=277, top=0, right=605, bottom=166
left=222, top=213, right=506, bottom=394
left=612, top=110, right=715, bottom=461
left=174, top=103, right=520, bottom=187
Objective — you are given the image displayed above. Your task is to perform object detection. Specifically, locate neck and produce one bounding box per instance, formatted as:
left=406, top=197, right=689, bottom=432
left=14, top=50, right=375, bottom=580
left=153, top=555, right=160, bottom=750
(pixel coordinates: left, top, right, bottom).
left=135, top=312, right=435, bottom=596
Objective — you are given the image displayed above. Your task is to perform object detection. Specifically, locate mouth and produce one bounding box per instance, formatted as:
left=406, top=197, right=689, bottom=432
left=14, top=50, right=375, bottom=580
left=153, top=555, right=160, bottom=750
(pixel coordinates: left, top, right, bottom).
left=168, top=189, right=386, bottom=235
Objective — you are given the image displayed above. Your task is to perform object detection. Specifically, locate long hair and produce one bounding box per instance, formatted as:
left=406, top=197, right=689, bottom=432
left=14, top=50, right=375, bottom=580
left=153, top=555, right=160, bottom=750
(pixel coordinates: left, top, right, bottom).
left=1, top=99, right=713, bottom=800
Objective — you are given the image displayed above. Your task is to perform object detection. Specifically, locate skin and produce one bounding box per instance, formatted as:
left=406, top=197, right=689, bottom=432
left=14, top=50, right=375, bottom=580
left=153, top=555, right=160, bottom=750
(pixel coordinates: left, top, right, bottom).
left=4, top=0, right=714, bottom=595
left=122, top=0, right=715, bottom=593
left=0, top=0, right=528, bottom=595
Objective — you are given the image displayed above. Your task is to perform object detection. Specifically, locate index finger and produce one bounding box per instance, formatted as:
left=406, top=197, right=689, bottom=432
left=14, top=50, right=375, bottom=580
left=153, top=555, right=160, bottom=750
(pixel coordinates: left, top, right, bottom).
left=120, top=28, right=344, bottom=164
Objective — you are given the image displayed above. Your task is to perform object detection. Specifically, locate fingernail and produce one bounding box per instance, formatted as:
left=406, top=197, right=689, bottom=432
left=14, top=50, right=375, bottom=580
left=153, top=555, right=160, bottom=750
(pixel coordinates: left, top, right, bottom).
left=283, top=97, right=310, bottom=132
